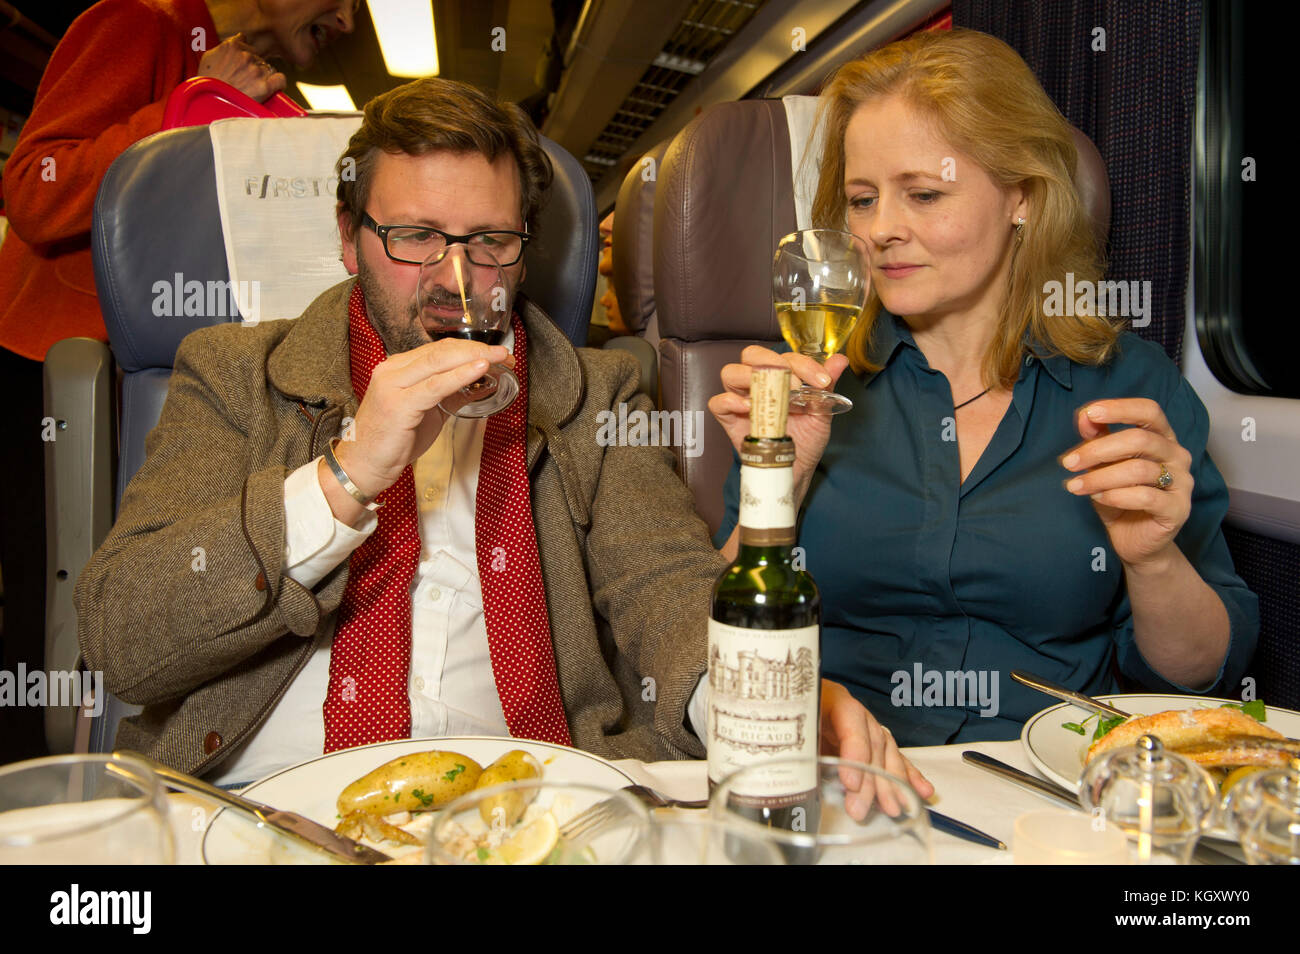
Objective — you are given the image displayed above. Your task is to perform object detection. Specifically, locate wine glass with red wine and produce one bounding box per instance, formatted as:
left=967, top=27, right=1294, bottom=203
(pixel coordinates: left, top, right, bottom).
left=416, top=246, right=520, bottom=418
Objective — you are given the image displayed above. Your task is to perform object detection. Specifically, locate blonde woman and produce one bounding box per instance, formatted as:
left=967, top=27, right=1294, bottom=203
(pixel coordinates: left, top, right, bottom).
left=710, top=29, right=1258, bottom=745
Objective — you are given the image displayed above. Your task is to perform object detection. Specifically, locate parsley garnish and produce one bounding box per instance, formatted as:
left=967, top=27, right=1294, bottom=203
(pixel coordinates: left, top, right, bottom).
left=443, top=764, right=466, bottom=782
left=410, top=788, right=435, bottom=808
left=1221, top=699, right=1267, bottom=722
left=476, top=847, right=490, bottom=862
left=1094, top=715, right=1125, bottom=740
left=1063, top=712, right=1098, bottom=735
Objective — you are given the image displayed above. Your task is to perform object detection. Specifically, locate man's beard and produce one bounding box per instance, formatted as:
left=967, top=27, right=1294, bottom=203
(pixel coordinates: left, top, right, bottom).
left=354, top=249, right=428, bottom=356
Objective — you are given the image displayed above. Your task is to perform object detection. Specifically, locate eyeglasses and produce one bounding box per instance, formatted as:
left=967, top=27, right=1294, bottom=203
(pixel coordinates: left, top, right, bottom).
left=361, top=213, right=530, bottom=266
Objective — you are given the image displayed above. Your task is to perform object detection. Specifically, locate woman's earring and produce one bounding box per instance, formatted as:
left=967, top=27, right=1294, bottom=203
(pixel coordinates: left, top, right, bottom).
left=1015, top=216, right=1026, bottom=244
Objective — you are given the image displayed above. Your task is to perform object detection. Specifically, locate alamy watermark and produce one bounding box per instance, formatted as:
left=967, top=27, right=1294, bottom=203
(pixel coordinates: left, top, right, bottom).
left=50, top=884, right=150, bottom=934
left=0, top=666, right=104, bottom=716
left=595, top=403, right=705, bottom=458
left=890, top=664, right=999, bottom=718
left=1042, top=272, right=1151, bottom=328
left=152, top=273, right=262, bottom=325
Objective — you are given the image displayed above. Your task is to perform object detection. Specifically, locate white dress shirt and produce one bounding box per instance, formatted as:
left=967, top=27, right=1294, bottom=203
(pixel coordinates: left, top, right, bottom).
left=213, top=331, right=708, bottom=785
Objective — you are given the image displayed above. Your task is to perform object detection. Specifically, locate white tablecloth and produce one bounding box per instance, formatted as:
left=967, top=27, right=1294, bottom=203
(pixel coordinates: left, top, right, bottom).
left=167, top=740, right=1241, bottom=864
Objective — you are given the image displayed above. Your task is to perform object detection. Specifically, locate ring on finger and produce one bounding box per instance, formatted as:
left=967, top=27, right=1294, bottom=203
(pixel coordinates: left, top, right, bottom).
left=1156, top=463, right=1173, bottom=490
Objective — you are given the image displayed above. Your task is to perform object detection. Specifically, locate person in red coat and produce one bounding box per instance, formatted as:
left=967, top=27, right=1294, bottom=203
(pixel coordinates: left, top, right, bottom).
left=0, top=0, right=356, bottom=763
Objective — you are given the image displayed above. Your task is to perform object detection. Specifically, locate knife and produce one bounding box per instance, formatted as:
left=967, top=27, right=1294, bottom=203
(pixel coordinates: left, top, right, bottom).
left=962, top=751, right=1080, bottom=807
left=114, top=750, right=393, bottom=865
left=960, top=750, right=1244, bottom=865
left=1010, top=670, right=1130, bottom=719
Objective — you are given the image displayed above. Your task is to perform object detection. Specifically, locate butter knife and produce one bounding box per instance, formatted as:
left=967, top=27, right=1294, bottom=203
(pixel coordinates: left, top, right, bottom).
left=114, top=750, right=393, bottom=865
left=1010, top=670, right=1130, bottom=719
left=962, top=751, right=1080, bottom=806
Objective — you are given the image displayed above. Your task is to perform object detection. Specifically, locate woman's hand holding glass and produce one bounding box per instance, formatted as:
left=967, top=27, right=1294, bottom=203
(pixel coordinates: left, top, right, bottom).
left=709, top=345, right=850, bottom=506
left=1060, top=397, right=1194, bottom=570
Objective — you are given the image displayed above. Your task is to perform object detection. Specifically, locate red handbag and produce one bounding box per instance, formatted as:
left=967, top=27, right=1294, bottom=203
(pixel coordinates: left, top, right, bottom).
left=162, top=77, right=309, bottom=129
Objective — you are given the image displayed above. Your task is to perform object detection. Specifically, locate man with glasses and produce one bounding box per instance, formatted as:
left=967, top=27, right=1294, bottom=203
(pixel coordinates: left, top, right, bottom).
left=76, top=78, right=932, bottom=798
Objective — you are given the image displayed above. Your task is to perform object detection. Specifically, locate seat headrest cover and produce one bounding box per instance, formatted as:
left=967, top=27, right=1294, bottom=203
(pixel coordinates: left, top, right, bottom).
left=783, top=95, right=826, bottom=231
left=209, top=115, right=361, bottom=324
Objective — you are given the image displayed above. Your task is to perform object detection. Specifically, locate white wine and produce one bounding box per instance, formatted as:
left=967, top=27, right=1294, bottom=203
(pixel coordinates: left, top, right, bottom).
left=775, top=301, right=862, bottom=358
left=708, top=367, right=821, bottom=862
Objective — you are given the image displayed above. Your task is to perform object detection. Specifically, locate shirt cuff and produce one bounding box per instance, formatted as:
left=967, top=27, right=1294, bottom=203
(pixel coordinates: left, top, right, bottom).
left=686, top=675, right=709, bottom=746
left=283, top=457, right=377, bottom=589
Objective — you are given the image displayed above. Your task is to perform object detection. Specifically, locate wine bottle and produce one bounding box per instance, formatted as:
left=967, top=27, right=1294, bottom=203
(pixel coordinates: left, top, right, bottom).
left=708, top=366, right=821, bottom=861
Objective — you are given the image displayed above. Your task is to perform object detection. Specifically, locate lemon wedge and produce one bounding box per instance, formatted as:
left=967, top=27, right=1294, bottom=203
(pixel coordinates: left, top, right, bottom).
left=495, top=812, right=560, bottom=865
left=1220, top=765, right=1266, bottom=796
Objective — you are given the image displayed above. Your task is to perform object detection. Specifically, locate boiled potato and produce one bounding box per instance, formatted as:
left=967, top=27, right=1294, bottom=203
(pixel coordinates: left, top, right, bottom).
left=337, top=751, right=483, bottom=816
left=475, top=749, right=543, bottom=827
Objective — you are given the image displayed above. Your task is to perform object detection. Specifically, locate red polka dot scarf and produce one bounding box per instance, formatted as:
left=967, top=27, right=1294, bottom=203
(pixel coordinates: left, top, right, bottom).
left=323, top=284, right=572, bottom=751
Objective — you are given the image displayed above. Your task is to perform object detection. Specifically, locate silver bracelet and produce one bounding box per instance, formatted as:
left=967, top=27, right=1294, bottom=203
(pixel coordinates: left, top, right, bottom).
left=323, top=437, right=383, bottom=511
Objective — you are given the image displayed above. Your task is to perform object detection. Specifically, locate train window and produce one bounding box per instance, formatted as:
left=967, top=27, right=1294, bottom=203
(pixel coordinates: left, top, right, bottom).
left=1194, top=0, right=1297, bottom=397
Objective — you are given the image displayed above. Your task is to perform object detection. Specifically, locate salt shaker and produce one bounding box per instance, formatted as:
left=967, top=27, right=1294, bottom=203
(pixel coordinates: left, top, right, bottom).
left=1223, top=756, right=1300, bottom=864
left=1079, top=734, right=1218, bottom=864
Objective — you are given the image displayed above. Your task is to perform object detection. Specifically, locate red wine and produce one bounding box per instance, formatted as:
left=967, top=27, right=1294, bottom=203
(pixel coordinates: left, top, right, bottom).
left=430, top=328, right=505, bottom=345
left=708, top=366, right=822, bottom=863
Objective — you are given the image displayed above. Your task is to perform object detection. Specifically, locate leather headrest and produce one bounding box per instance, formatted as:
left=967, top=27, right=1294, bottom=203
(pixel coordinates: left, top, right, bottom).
left=654, top=99, right=796, bottom=342
left=611, top=139, right=669, bottom=334
left=1069, top=126, right=1111, bottom=244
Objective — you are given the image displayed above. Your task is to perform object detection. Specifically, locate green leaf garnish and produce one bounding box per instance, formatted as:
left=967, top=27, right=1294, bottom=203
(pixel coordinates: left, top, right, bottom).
left=1093, top=715, right=1126, bottom=741
left=476, top=846, right=491, bottom=862
left=443, top=764, right=466, bottom=782
left=1222, top=699, right=1266, bottom=722
left=410, top=787, right=435, bottom=808
left=1062, top=712, right=1097, bottom=734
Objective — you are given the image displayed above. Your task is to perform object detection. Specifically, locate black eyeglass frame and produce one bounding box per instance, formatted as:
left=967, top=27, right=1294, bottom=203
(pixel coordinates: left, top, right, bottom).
left=360, top=213, right=531, bottom=266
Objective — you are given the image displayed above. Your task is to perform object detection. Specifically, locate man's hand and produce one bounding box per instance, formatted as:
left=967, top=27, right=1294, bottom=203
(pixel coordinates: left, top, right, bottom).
left=331, top=339, right=513, bottom=503
left=197, top=33, right=287, bottom=102
left=820, top=679, right=934, bottom=819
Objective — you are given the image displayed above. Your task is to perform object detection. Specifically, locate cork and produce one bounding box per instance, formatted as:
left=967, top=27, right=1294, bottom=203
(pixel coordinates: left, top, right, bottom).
left=749, top=366, right=790, bottom=439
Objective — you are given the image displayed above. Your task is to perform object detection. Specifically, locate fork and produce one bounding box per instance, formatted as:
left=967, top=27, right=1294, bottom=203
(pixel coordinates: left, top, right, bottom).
left=559, top=784, right=707, bottom=841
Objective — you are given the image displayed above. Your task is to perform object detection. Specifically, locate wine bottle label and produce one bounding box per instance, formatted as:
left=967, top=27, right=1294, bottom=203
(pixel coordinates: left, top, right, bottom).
left=707, top=619, right=819, bottom=798
left=737, top=463, right=795, bottom=545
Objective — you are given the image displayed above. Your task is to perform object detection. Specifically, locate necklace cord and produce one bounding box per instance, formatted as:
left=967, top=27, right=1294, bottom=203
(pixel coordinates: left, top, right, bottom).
left=954, top=387, right=991, bottom=410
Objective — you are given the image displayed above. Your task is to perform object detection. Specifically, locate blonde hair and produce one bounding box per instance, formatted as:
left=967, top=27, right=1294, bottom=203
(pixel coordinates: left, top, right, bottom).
left=810, top=28, right=1118, bottom=386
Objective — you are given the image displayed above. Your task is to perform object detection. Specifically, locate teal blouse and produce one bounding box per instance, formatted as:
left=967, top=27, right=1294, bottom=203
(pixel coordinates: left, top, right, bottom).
left=714, top=315, right=1260, bottom=745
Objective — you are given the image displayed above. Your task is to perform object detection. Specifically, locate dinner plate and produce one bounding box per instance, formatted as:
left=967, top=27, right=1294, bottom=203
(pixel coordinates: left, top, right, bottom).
left=201, top=736, right=638, bottom=864
left=1021, top=693, right=1300, bottom=793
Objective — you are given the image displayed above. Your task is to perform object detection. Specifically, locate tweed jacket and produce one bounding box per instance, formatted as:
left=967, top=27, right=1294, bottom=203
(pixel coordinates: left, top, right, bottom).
left=75, top=279, right=727, bottom=776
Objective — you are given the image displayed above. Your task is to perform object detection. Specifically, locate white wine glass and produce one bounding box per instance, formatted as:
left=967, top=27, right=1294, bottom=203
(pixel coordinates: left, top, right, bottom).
left=711, top=756, right=932, bottom=864
left=426, top=779, right=649, bottom=865
left=0, top=753, right=173, bottom=864
left=416, top=246, right=519, bottom=418
left=772, top=229, right=870, bottom=414
left=1222, top=757, right=1300, bottom=864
